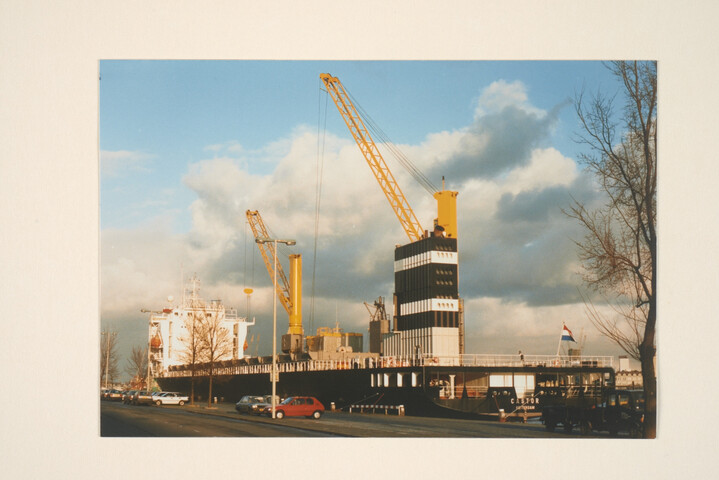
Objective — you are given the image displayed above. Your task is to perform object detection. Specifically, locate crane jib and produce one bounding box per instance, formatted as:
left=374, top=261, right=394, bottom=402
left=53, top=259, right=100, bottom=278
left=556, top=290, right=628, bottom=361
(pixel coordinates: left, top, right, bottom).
left=320, top=73, right=424, bottom=243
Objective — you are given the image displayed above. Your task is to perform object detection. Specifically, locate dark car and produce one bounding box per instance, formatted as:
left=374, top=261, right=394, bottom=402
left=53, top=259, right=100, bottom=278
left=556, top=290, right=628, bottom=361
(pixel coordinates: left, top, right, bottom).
left=261, top=396, right=324, bottom=419
left=122, top=390, right=137, bottom=404
left=132, top=391, right=154, bottom=406
left=235, top=395, right=264, bottom=414
left=249, top=395, right=281, bottom=415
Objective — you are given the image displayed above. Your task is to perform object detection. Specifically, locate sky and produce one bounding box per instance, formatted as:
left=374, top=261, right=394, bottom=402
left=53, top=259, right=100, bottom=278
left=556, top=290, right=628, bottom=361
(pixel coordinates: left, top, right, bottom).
left=100, top=60, right=637, bottom=377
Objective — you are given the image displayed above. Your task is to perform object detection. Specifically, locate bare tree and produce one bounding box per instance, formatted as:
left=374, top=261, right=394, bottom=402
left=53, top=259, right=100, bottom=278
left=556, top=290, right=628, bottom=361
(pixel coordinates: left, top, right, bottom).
left=568, top=61, right=656, bottom=438
left=100, top=330, right=119, bottom=388
left=178, top=310, right=204, bottom=406
left=124, top=345, right=148, bottom=389
left=198, top=306, right=234, bottom=407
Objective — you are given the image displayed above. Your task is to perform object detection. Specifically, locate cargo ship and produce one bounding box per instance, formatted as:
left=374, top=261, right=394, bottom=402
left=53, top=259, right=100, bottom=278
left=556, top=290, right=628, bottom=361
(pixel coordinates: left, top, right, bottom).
left=150, top=264, right=614, bottom=420
left=151, top=73, right=616, bottom=419
left=157, top=351, right=615, bottom=420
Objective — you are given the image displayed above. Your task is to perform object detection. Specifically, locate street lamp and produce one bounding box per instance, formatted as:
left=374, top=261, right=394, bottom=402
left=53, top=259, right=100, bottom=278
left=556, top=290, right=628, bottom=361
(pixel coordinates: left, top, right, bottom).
left=415, top=344, right=426, bottom=392
left=255, top=236, right=296, bottom=419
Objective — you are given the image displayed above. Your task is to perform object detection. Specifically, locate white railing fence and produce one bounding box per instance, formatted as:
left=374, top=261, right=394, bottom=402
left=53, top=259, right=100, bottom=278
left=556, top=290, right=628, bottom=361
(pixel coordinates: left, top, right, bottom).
left=160, top=353, right=613, bottom=378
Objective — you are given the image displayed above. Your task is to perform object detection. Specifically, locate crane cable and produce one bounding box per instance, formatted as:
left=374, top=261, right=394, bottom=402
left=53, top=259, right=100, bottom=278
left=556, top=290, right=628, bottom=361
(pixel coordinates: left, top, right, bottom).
left=310, top=80, right=330, bottom=334
left=310, top=79, right=436, bottom=333
left=242, top=218, right=256, bottom=319
left=345, top=88, right=439, bottom=195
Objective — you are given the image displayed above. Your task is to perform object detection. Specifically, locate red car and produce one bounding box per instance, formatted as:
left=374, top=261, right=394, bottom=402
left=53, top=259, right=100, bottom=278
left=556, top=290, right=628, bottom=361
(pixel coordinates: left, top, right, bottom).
left=262, top=396, right=325, bottom=419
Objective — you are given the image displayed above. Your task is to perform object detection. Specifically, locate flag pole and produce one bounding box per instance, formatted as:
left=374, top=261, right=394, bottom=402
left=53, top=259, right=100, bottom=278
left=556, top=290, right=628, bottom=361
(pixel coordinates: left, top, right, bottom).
left=555, top=324, right=563, bottom=357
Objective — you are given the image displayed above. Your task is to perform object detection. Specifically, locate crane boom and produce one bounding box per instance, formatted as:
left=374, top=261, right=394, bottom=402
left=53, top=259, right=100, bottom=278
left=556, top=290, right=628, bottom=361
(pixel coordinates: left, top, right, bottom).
left=246, top=210, right=292, bottom=315
left=320, top=73, right=425, bottom=242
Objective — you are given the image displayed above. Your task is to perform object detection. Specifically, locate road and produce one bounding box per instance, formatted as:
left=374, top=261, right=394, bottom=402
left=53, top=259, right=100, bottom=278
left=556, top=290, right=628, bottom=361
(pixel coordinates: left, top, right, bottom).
left=101, top=402, right=338, bottom=437
left=100, top=401, right=612, bottom=438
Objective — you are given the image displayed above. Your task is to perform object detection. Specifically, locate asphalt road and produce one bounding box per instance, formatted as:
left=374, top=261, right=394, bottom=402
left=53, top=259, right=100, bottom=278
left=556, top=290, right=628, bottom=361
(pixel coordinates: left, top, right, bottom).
left=100, top=401, right=608, bottom=438
left=101, top=402, right=338, bottom=437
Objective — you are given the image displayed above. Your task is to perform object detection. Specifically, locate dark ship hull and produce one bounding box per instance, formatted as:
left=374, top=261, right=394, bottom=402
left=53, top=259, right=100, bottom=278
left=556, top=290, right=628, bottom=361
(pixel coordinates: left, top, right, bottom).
left=156, top=357, right=615, bottom=420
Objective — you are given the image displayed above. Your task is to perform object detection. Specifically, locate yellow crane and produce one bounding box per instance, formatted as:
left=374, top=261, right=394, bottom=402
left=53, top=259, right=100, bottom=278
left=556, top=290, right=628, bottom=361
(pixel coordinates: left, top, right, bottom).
left=320, top=73, right=458, bottom=242
left=246, top=210, right=303, bottom=354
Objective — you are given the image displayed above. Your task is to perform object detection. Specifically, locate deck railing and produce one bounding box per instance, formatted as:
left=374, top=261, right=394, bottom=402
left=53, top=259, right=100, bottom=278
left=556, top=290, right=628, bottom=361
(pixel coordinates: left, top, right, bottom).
left=457, top=353, right=613, bottom=369
left=160, top=353, right=613, bottom=378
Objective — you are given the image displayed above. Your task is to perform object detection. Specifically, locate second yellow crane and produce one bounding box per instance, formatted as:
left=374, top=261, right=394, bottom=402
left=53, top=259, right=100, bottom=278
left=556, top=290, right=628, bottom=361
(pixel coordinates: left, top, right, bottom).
left=246, top=209, right=304, bottom=355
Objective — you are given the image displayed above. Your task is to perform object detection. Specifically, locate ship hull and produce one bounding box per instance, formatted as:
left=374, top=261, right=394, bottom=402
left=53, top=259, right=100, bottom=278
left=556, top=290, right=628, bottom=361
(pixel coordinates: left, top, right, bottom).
left=156, top=362, right=614, bottom=420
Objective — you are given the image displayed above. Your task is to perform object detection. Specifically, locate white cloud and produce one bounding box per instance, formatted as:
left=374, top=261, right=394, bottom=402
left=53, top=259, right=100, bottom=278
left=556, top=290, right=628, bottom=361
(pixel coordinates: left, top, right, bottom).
left=503, top=147, right=578, bottom=194
left=426, top=80, right=562, bottom=181
left=102, top=107, right=591, bottom=318
left=463, top=297, right=625, bottom=356
left=474, top=80, right=546, bottom=119
left=101, top=226, right=191, bottom=316
left=101, top=82, right=620, bottom=370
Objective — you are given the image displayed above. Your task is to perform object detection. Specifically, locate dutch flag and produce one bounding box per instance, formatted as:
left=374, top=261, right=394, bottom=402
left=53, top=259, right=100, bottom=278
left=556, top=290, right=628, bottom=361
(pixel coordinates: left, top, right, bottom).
left=561, top=324, right=576, bottom=342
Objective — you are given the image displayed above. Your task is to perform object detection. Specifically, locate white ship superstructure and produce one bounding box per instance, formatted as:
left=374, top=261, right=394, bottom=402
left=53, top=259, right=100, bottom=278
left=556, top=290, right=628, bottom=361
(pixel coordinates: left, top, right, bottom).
left=148, top=275, right=253, bottom=376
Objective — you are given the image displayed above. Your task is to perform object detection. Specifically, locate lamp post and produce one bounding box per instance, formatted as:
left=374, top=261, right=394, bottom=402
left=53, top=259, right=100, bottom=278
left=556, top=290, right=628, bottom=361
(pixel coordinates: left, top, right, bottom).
left=415, top=344, right=426, bottom=392
left=255, top=236, right=296, bottom=419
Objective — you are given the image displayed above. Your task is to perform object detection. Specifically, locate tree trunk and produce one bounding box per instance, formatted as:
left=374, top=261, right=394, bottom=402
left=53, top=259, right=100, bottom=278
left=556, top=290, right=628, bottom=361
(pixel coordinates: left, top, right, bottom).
left=207, top=367, right=213, bottom=407
left=640, top=348, right=656, bottom=438
left=640, top=301, right=657, bottom=438
left=190, top=368, right=195, bottom=406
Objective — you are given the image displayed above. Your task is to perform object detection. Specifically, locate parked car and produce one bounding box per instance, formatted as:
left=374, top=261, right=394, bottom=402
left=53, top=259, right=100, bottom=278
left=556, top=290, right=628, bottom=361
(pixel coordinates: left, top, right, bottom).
left=154, top=392, right=189, bottom=406
left=235, top=395, right=264, bottom=414
left=151, top=392, right=168, bottom=403
left=251, top=395, right=281, bottom=415
left=261, top=396, right=324, bottom=419
left=122, top=390, right=137, bottom=404
left=132, top=391, right=155, bottom=406
left=107, top=389, right=123, bottom=401
left=236, top=394, right=281, bottom=415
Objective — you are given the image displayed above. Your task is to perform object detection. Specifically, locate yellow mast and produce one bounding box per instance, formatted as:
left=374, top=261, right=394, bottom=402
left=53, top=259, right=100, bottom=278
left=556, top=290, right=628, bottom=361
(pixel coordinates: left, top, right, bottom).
left=433, top=177, right=458, bottom=239
left=288, top=254, right=302, bottom=336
